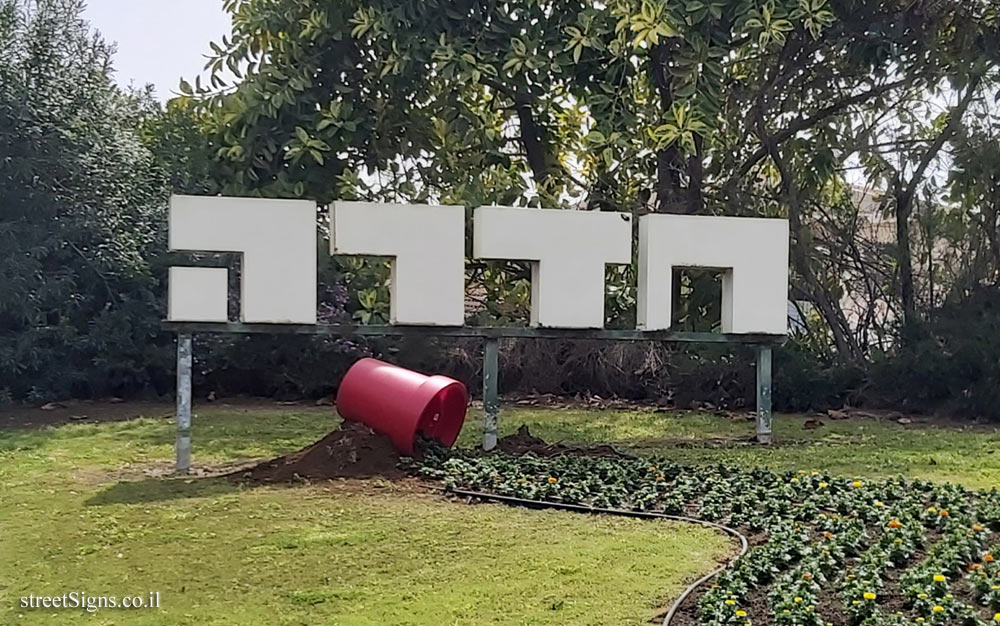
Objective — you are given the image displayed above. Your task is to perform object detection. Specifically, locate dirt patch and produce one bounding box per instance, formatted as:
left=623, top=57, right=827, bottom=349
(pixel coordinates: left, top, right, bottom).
left=77, top=458, right=263, bottom=485
left=0, top=398, right=335, bottom=430
left=496, top=424, right=627, bottom=458
left=234, top=421, right=405, bottom=482
left=0, top=400, right=175, bottom=429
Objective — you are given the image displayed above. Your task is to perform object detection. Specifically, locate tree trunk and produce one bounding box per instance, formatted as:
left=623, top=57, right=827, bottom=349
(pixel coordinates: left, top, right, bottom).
left=766, top=138, right=864, bottom=362
left=650, top=43, right=687, bottom=215
left=895, top=186, right=916, bottom=325
left=686, top=135, right=705, bottom=214
left=515, top=99, right=549, bottom=186
left=892, top=74, right=983, bottom=329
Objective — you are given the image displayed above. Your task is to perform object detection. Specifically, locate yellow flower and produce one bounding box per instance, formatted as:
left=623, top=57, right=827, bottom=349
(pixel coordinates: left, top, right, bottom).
left=863, top=592, right=877, bottom=601
left=933, top=574, right=946, bottom=583
left=818, top=482, right=828, bottom=489
left=932, top=605, right=944, bottom=613
left=794, top=596, right=803, bottom=603
left=547, top=477, right=558, bottom=484
left=992, top=613, right=1000, bottom=622
left=735, top=610, right=747, bottom=617
left=725, top=599, right=736, bottom=605
left=874, top=501, right=885, bottom=508
left=853, top=480, right=863, bottom=488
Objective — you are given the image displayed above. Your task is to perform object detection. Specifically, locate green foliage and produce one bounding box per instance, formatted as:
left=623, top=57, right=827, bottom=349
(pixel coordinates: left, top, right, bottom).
left=0, top=0, right=170, bottom=401
left=867, top=289, right=1000, bottom=420
left=0, top=409, right=730, bottom=626
left=773, top=342, right=865, bottom=412
left=416, top=447, right=1000, bottom=625
left=181, top=0, right=1000, bottom=368
left=5, top=0, right=1000, bottom=419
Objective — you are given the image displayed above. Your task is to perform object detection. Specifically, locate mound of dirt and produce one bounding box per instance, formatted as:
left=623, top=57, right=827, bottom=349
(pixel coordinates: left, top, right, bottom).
left=496, top=425, right=626, bottom=458
left=237, top=421, right=404, bottom=482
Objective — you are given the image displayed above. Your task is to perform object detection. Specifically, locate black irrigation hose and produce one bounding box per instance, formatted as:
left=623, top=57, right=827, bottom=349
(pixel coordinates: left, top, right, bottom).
left=446, top=488, right=749, bottom=626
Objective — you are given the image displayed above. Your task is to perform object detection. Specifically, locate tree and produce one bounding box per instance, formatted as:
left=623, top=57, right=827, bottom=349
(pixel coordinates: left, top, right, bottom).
left=0, top=0, right=169, bottom=400
left=180, top=0, right=1000, bottom=363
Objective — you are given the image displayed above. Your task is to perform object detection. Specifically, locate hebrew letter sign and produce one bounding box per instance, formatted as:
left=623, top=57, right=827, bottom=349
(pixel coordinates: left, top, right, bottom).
left=168, top=195, right=789, bottom=335
left=473, top=207, right=632, bottom=329
left=169, top=195, right=317, bottom=324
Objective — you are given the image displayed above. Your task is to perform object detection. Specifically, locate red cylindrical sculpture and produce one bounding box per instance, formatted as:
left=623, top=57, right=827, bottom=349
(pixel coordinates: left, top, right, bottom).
left=335, top=358, right=468, bottom=455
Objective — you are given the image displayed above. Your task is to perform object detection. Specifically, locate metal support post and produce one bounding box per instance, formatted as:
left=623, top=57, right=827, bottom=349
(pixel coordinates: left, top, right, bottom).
left=482, top=337, right=500, bottom=451
left=175, top=333, right=193, bottom=472
left=755, top=345, right=773, bottom=444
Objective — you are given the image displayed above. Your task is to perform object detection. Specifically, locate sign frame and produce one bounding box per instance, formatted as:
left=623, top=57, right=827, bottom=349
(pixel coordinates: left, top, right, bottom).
left=163, top=322, right=783, bottom=473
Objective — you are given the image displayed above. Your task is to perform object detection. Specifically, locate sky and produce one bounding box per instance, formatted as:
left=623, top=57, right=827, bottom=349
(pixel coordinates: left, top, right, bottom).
left=82, top=0, right=233, bottom=101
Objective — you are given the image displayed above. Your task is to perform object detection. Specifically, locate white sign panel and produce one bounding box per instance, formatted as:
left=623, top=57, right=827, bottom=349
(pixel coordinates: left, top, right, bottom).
left=473, top=207, right=632, bottom=329
left=169, top=195, right=317, bottom=324
left=167, top=195, right=789, bottom=334
left=331, top=202, right=465, bottom=326
left=638, top=214, right=789, bottom=334
left=167, top=266, right=228, bottom=322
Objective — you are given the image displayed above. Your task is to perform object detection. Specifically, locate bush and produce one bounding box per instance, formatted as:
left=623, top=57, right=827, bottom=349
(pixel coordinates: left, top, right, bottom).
left=866, top=288, right=1000, bottom=420
left=0, top=0, right=169, bottom=401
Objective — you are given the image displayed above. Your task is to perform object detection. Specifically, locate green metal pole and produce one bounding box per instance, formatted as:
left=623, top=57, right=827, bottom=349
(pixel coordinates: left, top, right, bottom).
left=483, top=337, right=500, bottom=451
left=755, top=345, right=773, bottom=444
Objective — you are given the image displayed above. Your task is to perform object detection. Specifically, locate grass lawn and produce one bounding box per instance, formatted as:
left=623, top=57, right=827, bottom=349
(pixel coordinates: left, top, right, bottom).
left=2, top=403, right=997, bottom=625
left=459, top=407, right=1000, bottom=490
left=0, top=405, right=728, bottom=626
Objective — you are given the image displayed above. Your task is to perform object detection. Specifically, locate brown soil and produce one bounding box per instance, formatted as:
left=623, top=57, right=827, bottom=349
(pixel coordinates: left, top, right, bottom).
left=234, top=421, right=405, bottom=482
left=0, top=400, right=175, bottom=429
left=0, top=398, right=334, bottom=430
left=496, top=424, right=626, bottom=458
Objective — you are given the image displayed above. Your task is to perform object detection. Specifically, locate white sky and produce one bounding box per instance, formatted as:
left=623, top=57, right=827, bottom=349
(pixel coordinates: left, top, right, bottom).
left=82, top=0, right=232, bottom=100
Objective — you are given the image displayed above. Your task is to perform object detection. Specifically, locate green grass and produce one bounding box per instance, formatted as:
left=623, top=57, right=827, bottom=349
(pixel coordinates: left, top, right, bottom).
left=3, top=404, right=998, bottom=625
left=0, top=407, right=729, bottom=626
left=458, top=407, right=1000, bottom=490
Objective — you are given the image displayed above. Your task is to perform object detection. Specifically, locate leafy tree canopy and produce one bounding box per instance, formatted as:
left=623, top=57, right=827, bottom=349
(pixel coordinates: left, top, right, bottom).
left=178, top=0, right=999, bottom=356
left=0, top=0, right=169, bottom=400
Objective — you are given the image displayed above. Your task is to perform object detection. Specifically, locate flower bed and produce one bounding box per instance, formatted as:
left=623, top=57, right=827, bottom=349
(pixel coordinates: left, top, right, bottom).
left=414, top=447, right=1000, bottom=625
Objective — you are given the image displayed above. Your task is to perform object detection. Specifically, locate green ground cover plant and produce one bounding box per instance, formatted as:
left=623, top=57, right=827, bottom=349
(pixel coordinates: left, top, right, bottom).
left=3, top=404, right=999, bottom=625
left=414, top=446, right=1000, bottom=625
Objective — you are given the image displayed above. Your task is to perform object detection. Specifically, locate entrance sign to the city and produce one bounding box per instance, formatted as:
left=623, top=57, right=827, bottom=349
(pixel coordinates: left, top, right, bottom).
left=472, top=206, right=633, bottom=329
left=331, top=201, right=467, bottom=326
left=167, top=195, right=790, bottom=334
left=169, top=195, right=317, bottom=324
